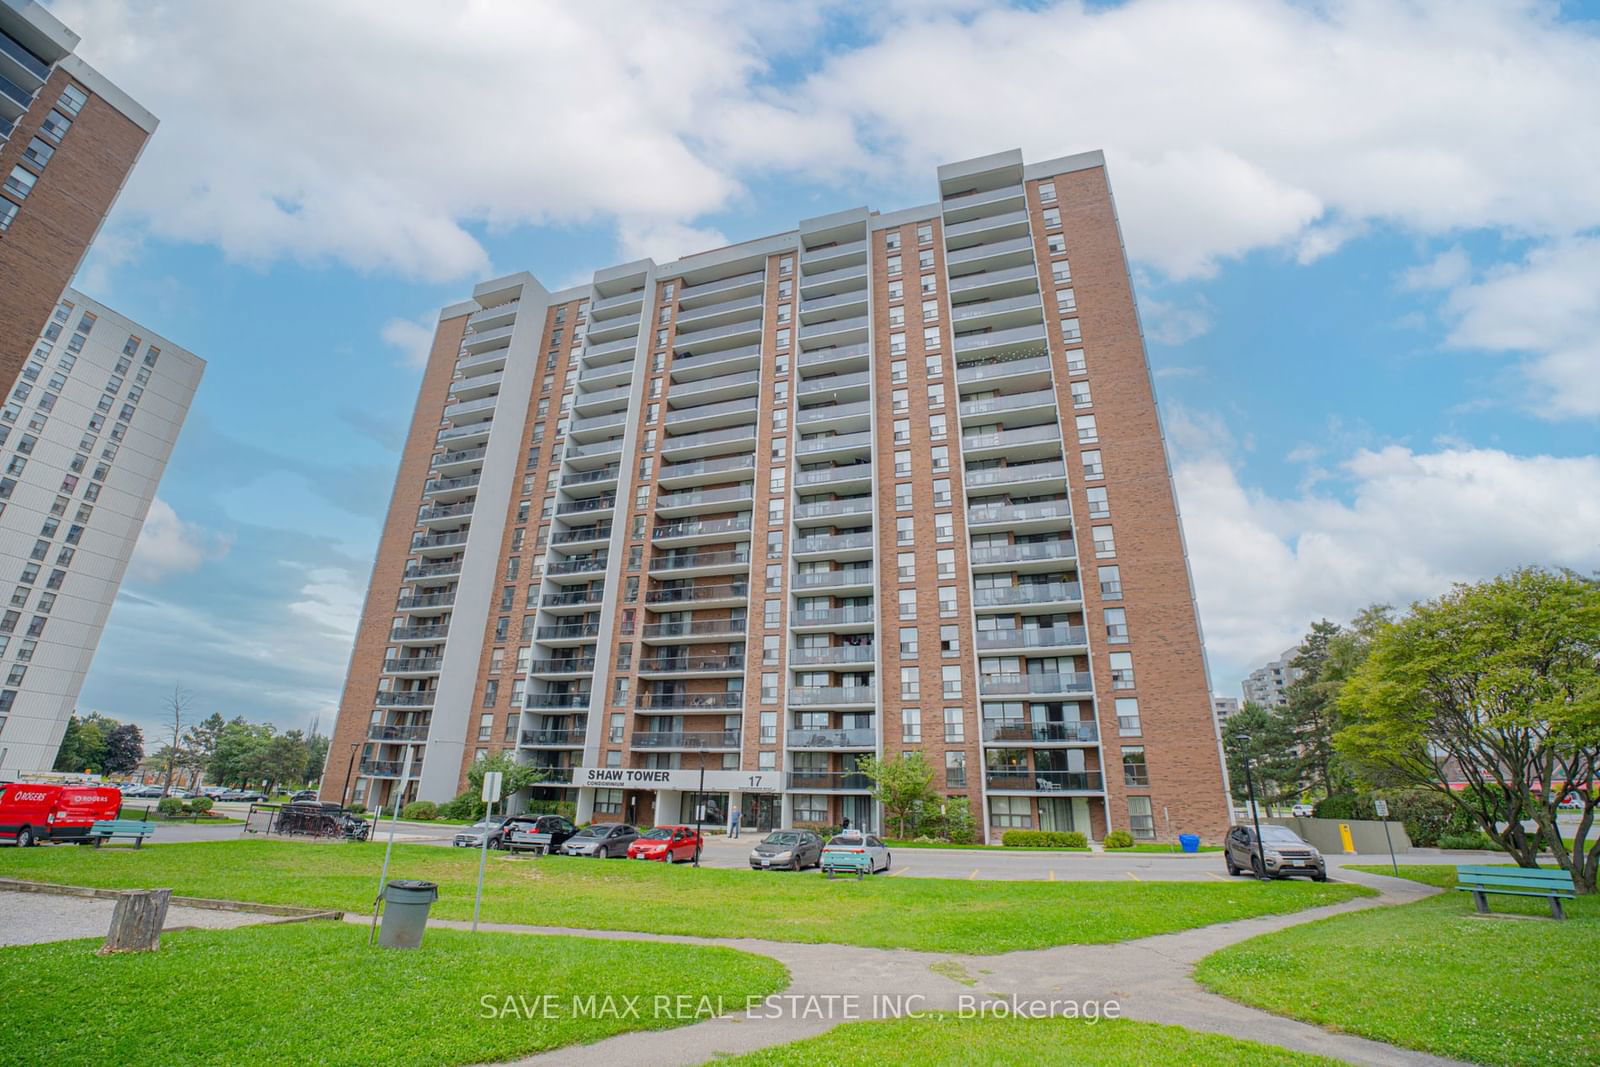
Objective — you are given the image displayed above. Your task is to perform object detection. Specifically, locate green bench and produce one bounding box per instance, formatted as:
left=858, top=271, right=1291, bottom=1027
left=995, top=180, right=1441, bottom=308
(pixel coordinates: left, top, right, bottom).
left=88, top=820, right=158, bottom=849
left=1455, top=864, right=1575, bottom=920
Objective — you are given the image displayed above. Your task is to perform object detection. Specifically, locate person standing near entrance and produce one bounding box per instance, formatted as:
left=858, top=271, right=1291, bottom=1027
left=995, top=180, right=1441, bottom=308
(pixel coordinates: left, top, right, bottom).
left=841, top=815, right=851, bottom=831
left=730, top=807, right=741, bottom=839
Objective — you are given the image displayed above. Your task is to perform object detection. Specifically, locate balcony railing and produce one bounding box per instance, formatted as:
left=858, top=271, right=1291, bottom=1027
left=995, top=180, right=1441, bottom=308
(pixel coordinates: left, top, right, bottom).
left=786, top=771, right=873, bottom=790
left=960, top=423, right=1062, bottom=452
left=562, top=465, right=620, bottom=488
left=527, top=657, right=597, bottom=674
left=542, top=588, right=604, bottom=608
left=978, top=671, right=1094, bottom=696
left=545, top=556, right=608, bottom=575
left=390, top=624, right=449, bottom=641
left=796, top=343, right=869, bottom=370
left=660, top=424, right=757, bottom=454
left=789, top=686, right=875, bottom=706
left=968, top=540, right=1076, bottom=566
left=794, top=430, right=872, bottom=456
left=786, top=728, right=877, bottom=749
left=947, top=263, right=1038, bottom=294
left=368, top=723, right=431, bottom=742
left=536, top=622, right=602, bottom=640
left=522, top=728, right=588, bottom=746
left=679, top=269, right=765, bottom=303
left=971, top=583, right=1083, bottom=608
left=792, top=568, right=872, bottom=589
left=791, top=606, right=875, bottom=627
left=424, top=474, right=481, bottom=495
left=655, top=485, right=753, bottom=512
left=975, top=625, right=1089, bottom=650
left=794, top=531, right=874, bottom=554
left=418, top=502, right=474, bottom=522
left=557, top=494, right=616, bottom=515
left=640, top=618, right=748, bottom=639
left=967, top=500, right=1072, bottom=526
left=375, top=691, right=436, bottom=707
left=360, top=759, right=423, bottom=778
left=632, top=729, right=742, bottom=749
left=984, top=769, right=1104, bottom=792
left=652, top=516, right=752, bottom=540
left=650, top=549, right=750, bottom=571
left=382, top=657, right=443, bottom=673
left=788, top=644, right=875, bottom=666
left=956, top=352, right=1053, bottom=386
left=551, top=523, right=612, bottom=545
left=793, top=497, right=872, bottom=520
left=959, top=388, right=1057, bottom=419
left=659, top=453, right=756, bottom=482
left=637, top=654, right=746, bottom=673
left=431, top=445, right=486, bottom=468
left=644, top=583, right=749, bottom=605
left=964, top=461, right=1066, bottom=489
left=635, top=692, right=743, bottom=711
left=403, top=561, right=462, bottom=581
left=397, top=592, right=455, bottom=610
left=796, top=400, right=870, bottom=425
left=982, top=720, right=1099, bottom=744
left=524, top=692, right=593, bottom=710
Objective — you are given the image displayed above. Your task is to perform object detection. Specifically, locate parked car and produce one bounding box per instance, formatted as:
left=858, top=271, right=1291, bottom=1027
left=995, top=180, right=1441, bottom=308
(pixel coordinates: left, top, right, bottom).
left=749, top=829, right=824, bottom=871
left=164, top=787, right=193, bottom=799
left=0, top=783, right=121, bottom=846
left=560, top=823, right=640, bottom=858
left=290, top=790, right=319, bottom=803
left=1290, top=803, right=1315, bottom=818
left=1225, top=824, right=1327, bottom=880
left=626, top=825, right=702, bottom=863
left=819, top=831, right=891, bottom=877
left=122, top=785, right=163, bottom=798
left=504, top=814, right=579, bottom=854
left=451, top=815, right=515, bottom=849
left=219, top=789, right=266, bottom=803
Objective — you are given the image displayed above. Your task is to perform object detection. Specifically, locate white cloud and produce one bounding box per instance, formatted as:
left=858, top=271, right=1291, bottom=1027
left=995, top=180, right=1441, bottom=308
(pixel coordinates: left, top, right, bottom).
left=380, top=314, right=437, bottom=368
left=127, top=498, right=232, bottom=582
left=1400, top=246, right=1471, bottom=291
left=1438, top=237, right=1600, bottom=419
left=54, top=1, right=1600, bottom=284
left=1173, top=437, right=1600, bottom=687
left=1141, top=294, right=1213, bottom=346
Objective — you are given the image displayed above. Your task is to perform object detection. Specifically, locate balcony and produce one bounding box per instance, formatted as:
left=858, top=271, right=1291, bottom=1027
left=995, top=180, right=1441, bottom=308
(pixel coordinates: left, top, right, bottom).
left=960, top=423, right=1063, bottom=462
left=794, top=463, right=873, bottom=493
left=551, top=523, right=612, bottom=545
left=945, top=236, right=1034, bottom=276
left=947, top=263, right=1040, bottom=299
left=635, top=691, right=743, bottom=711
left=675, top=290, right=763, bottom=329
left=418, top=501, right=473, bottom=525
left=944, top=208, right=1030, bottom=246
left=971, top=582, right=1083, bottom=609
left=544, top=556, right=608, bottom=577
left=659, top=424, right=757, bottom=461
left=524, top=691, right=594, bottom=710
left=984, top=769, right=1104, bottom=793
left=431, top=445, right=486, bottom=475
left=670, top=342, right=761, bottom=382
left=651, top=515, right=752, bottom=545
left=786, top=728, right=877, bottom=750
left=375, top=691, right=436, bottom=708
left=796, top=370, right=870, bottom=400
left=680, top=269, right=766, bottom=308
left=463, top=323, right=514, bottom=353
left=637, top=653, right=746, bottom=675
left=0, top=29, right=53, bottom=87
left=953, top=323, right=1050, bottom=360
left=412, top=529, right=469, bottom=555
left=964, top=460, right=1067, bottom=491
left=793, top=430, right=872, bottom=459
left=797, top=315, right=868, bottom=348
left=959, top=388, right=1058, bottom=421
left=956, top=353, right=1053, bottom=391
left=640, top=617, right=749, bottom=640
left=573, top=383, right=632, bottom=415
left=396, top=592, right=455, bottom=613
left=562, top=465, right=621, bottom=491
left=671, top=316, right=763, bottom=354
left=790, top=606, right=875, bottom=630
left=390, top=623, right=449, bottom=642
left=522, top=728, right=589, bottom=747
left=424, top=472, right=481, bottom=497
left=979, top=671, right=1094, bottom=697
left=633, top=729, right=743, bottom=750
left=663, top=395, right=758, bottom=433
left=586, top=312, right=641, bottom=345
left=657, top=453, right=755, bottom=490
left=584, top=333, right=639, bottom=364
left=982, top=720, right=1099, bottom=745
left=644, top=582, right=749, bottom=608
left=535, top=622, right=602, bottom=641
left=0, top=70, right=33, bottom=110
left=542, top=587, right=604, bottom=608
left=673, top=366, right=762, bottom=404
left=528, top=767, right=576, bottom=785
left=589, top=287, right=647, bottom=317
left=449, top=369, right=504, bottom=401
left=792, top=568, right=873, bottom=592
left=382, top=657, right=443, bottom=674
left=361, top=759, right=424, bottom=778
left=786, top=771, right=873, bottom=791
left=793, top=496, right=872, bottom=521
left=404, top=560, right=462, bottom=581
left=949, top=292, right=1044, bottom=332
left=800, top=238, right=867, bottom=271
left=795, top=399, right=870, bottom=432
left=467, top=299, right=519, bottom=329
left=443, top=395, right=498, bottom=425
left=569, top=410, right=627, bottom=441
left=557, top=494, right=616, bottom=516
left=438, top=421, right=493, bottom=447
left=655, top=484, right=754, bottom=518
left=368, top=723, right=431, bottom=742
left=942, top=182, right=1026, bottom=223
left=791, top=531, right=874, bottom=560
left=565, top=436, right=625, bottom=463
left=975, top=625, right=1089, bottom=652
left=799, top=287, right=868, bottom=321
left=528, top=656, right=598, bottom=676
left=796, top=342, right=870, bottom=374
left=789, top=686, right=875, bottom=707
left=798, top=262, right=869, bottom=299
left=648, top=549, right=751, bottom=576
left=578, top=359, right=634, bottom=390
left=788, top=644, right=875, bottom=667
left=967, top=499, right=1072, bottom=532
left=969, top=539, right=1076, bottom=568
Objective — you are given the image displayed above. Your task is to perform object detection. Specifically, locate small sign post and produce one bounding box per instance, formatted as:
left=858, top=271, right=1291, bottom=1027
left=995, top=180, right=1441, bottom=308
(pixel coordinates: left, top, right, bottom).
left=472, top=771, right=503, bottom=933
left=1374, top=798, right=1398, bottom=876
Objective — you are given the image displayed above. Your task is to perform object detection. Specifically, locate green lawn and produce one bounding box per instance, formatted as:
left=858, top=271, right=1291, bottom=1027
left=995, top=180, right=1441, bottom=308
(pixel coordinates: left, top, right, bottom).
left=1196, top=865, right=1600, bottom=1066
left=2, top=839, right=1370, bottom=954
left=0, top=921, right=785, bottom=1066
left=720, top=1015, right=1339, bottom=1065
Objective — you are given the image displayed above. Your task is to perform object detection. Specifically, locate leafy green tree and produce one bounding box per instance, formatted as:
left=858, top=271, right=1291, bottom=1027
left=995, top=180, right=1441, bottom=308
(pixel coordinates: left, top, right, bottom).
left=262, top=730, right=309, bottom=791
left=1220, top=701, right=1298, bottom=807
left=858, top=752, right=939, bottom=838
left=1336, top=567, right=1600, bottom=891
left=102, top=722, right=144, bottom=776
left=1282, top=619, right=1350, bottom=799
left=303, top=732, right=330, bottom=786
left=208, top=718, right=271, bottom=786
left=183, top=713, right=226, bottom=775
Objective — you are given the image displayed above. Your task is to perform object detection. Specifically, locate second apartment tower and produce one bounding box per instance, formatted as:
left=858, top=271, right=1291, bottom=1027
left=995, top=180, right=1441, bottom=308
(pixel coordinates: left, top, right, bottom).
left=327, top=149, right=1230, bottom=844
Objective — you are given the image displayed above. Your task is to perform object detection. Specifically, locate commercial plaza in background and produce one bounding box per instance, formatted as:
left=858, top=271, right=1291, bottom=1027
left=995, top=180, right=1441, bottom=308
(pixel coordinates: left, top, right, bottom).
left=0, top=2, right=203, bottom=777
left=326, top=148, right=1231, bottom=843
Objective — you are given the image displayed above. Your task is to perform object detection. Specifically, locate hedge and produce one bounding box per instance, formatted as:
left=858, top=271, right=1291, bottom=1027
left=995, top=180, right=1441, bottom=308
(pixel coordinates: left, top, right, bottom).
left=1103, top=829, right=1135, bottom=849
left=1000, top=830, right=1088, bottom=849
left=400, top=801, right=438, bottom=821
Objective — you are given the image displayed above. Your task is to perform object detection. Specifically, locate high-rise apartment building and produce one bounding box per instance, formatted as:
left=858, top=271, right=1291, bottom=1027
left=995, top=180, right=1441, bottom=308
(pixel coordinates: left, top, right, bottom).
left=327, top=149, right=1229, bottom=844
left=1241, top=647, right=1301, bottom=708
left=0, top=289, right=203, bottom=776
left=1, top=0, right=158, bottom=391
left=1212, top=696, right=1240, bottom=724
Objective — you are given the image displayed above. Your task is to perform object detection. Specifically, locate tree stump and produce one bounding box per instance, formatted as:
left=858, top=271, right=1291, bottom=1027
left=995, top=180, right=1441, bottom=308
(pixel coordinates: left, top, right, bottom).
left=98, top=889, right=172, bottom=954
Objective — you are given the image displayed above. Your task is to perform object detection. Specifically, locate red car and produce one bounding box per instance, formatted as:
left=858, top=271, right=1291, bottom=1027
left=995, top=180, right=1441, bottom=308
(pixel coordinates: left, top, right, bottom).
left=626, top=825, right=703, bottom=863
left=0, top=783, right=121, bottom=847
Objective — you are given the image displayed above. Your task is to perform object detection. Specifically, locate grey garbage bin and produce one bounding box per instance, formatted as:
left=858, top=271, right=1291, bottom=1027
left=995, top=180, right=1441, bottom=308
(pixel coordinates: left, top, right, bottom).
left=378, top=879, right=438, bottom=948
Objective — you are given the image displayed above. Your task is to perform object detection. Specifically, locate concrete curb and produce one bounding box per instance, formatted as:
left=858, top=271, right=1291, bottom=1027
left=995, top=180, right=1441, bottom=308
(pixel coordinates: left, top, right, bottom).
left=0, top=878, right=344, bottom=922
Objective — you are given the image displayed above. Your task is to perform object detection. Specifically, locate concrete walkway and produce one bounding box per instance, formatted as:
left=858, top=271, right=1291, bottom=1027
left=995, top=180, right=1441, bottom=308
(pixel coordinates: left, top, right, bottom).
left=359, top=865, right=1463, bottom=1067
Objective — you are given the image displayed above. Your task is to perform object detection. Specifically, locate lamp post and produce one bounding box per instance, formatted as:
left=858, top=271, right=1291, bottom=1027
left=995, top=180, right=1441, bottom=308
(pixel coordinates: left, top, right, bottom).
left=1236, top=732, right=1270, bottom=881
left=340, top=742, right=360, bottom=809
left=692, top=734, right=706, bottom=868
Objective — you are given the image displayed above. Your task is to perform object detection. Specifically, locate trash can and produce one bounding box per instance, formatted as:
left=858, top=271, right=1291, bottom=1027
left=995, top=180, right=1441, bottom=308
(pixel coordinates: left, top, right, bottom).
left=378, top=879, right=438, bottom=949
left=1178, top=833, right=1200, bottom=854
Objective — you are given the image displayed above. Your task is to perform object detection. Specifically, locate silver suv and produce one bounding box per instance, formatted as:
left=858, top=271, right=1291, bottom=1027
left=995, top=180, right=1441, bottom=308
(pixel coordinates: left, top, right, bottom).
left=1225, top=824, right=1327, bottom=881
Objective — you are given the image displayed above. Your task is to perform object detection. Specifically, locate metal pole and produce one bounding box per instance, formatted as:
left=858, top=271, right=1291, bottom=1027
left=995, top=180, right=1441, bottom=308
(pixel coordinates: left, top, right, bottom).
left=472, top=793, right=493, bottom=933
left=1381, top=815, right=1398, bottom=876
left=370, top=745, right=414, bottom=946
left=1244, top=753, right=1269, bottom=881
left=340, top=743, right=359, bottom=808
left=693, top=747, right=705, bottom=868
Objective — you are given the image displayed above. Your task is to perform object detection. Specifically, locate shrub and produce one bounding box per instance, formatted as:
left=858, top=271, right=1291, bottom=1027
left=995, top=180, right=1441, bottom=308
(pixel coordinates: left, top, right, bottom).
left=1103, top=829, right=1135, bottom=849
left=401, top=801, right=438, bottom=821
left=345, top=802, right=366, bottom=815
left=524, top=800, right=576, bottom=819
left=437, top=791, right=485, bottom=822
left=1312, top=793, right=1377, bottom=820
left=1061, top=831, right=1088, bottom=848
left=1380, top=788, right=1453, bottom=847
left=156, top=797, right=185, bottom=817
left=1000, top=830, right=1088, bottom=849
left=1438, top=831, right=1497, bottom=850
left=185, top=797, right=214, bottom=814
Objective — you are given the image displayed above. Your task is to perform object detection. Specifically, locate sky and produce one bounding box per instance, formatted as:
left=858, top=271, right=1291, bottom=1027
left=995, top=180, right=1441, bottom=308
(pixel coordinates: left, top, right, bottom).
left=45, top=0, right=1600, bottom=741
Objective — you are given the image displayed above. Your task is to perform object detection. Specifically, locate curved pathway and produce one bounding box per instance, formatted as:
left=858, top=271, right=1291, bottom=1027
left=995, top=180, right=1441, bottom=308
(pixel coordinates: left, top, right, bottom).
left=350, top=866, right=1465, bottom=1066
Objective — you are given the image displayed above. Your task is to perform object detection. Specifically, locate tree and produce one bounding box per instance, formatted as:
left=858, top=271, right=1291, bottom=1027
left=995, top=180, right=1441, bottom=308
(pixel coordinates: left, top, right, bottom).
left=858, top=752, right=939, bottom=838
left=1336, top=567, right=1600, bottom=892
left=1220, top=702, right=1299, bottom=806
left=262, top=730, right=310, bottom=791
left=303, top=732, right=330, bottom=786
left=183, top=713, right=226, bottom=775
left=1282, top=619, right=1348, bottom=799
left=160, top=685, right=193, bottom=793
left=208, top=718, right=270, bottom=786
left=103, top=723, right=144, bottom=776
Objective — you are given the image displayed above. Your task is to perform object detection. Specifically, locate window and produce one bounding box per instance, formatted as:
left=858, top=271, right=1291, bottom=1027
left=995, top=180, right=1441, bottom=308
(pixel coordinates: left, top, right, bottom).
left=932, top=479, right=952, bottom=508
left=1082, top=450, right=1103, bottom=480
left=761, top=672, right=778, bottom=703
left=611, top=677, right=630, bottom=706
left=765, top=599, right=781, bottom=627
left=902, top=707, right=921, bottom=742
left=1109, top=651, right=1135, bottom=689
left=1060, top=317, right=1082, bottom=343
left=1043, top=207, right=1061, bottom=229
left=890, top=359, right=907, bottom=383
left=898, top=588, right=917, bottom=620
left=478, top=713, right=494, bottom=741
left=946, top=750, right=967, bottom=788
left=22, top=138, right=53, bottom=169
left=892, top=388, right=909, bottom=414
left=934, top=513, right=953, bottom=542
left=1127, top=795, right=1155, bottom=839
left=0, top=200, right=15, bottom=231
left=763, top=634, right=780, bottom=664
left=885, top=231, right=902, bottom=251
left=793, top=794, right=827, bottom=822
left=1038, top=181, right=1056, bottom=203
left=595, top=788, right=623, bottom=815
left=1105, top=607, right=1129, bottom=643
left=5, top=166, right=37, bottom=199
left=886, top=254, right=902, bottom=276
left=1086, top=486, right=1109, bottom=518
left=899, top=626, right=919, bottom=656
left=935, top=547, right=956, bottom=577
left=923, top=326, right=941, bottom=350
left=893, top=419, right=911, bottom=444
left=888, top=305, right=905, bottom=328
left=1071, top=380, right=1091, bottom=408
left=1046, top=233, right=1067, bottom=255
left=894, top=449, right=913, bottom=477
left=938, top=585, right=958, bottom=617
left=888, top=280, right=903, bottom=302
left=482, top=680, right=499, bottom=707
left=928, top=414, right=947, bottom=440
left=1076, top=414, right=1098, bottom=443
left=920, top=273, right=937, bottom=295
left=896, top=516, right=914, bottom=544
left=900, top=667, right=920, bottom=699
left=926, top=354, right=943, bottom=379
left=918, top=249, right=934, bottom=270
left=766, top=564, right=782, bottom=592
left=1116, top=698, right=1142, bottom=736
left=990, top=796, right=1031, bottom=828
left=897, top=551, right=916, bottom=580
left=1056, top=286, right=1077, bottom=313
left=917, top=223, right=933, bottom=245
left=767, top=530, right=783, bottom=557
left=1065, top=348, right=1087, bottom=375
left=927, top=383, right=944, bottom=408
left=941, top=665, right=962, bottom=697
left=922, top=298, right=939, bottom=322
left=39, top=109, right=71, bottom=141
left=1099, top=565, right=1123, bottom=600
left=944, top=706, right=964, bottom=742
left=60, top=84, right=89, bottom=114
left=939, top=624, right=960, bottom=657
left=1093, top=524, right=1116, bottom=558
left=895, top=483, right=913, bottom=510
left=930, top=446, right=949, bottom=472
left=889, top=332, right=906, bottom=355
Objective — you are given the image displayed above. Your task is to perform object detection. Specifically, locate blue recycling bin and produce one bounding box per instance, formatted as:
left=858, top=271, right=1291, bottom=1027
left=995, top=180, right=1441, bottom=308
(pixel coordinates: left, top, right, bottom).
left=1178, top=833, right=1200, bottom=854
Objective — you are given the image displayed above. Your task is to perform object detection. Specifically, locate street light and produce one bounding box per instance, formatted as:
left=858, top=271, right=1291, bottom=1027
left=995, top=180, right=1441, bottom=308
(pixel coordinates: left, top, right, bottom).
left=1235, top=732, right=1271, bottom=881
left=691, top=733, right=706, bottom=868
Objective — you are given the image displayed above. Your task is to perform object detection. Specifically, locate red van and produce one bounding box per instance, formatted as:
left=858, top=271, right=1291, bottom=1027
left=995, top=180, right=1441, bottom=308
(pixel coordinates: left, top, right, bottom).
left=0, top=783, right=121, bottom=846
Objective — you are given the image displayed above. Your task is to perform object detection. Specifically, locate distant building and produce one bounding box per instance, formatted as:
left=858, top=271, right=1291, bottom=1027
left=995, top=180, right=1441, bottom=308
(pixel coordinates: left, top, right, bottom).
left=1241, top=647, right=1301, bottom=708
left=1211, top=696, right=1240, bottom=724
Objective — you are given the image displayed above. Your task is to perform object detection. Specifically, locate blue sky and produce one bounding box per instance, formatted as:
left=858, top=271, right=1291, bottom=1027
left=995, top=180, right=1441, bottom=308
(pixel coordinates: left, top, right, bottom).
left=47, top=0, right=1600, bottom=740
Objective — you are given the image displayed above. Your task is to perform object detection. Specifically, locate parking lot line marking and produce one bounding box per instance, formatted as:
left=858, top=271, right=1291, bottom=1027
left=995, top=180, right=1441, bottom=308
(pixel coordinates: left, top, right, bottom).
left=1125, top=871, right=1141, bottom=881
left=968, top=868, right=979, bottom=881
left=1205, top=871, right=1227, bottom=882
left=1048, top=869, right=1056, bottom=882
left=890, top=866, right=910, bottom=876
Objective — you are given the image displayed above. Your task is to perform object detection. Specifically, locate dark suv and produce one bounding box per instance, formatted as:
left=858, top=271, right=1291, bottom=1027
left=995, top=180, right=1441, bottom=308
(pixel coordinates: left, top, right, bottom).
left=1225, top=824, right=1327, bottom=881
